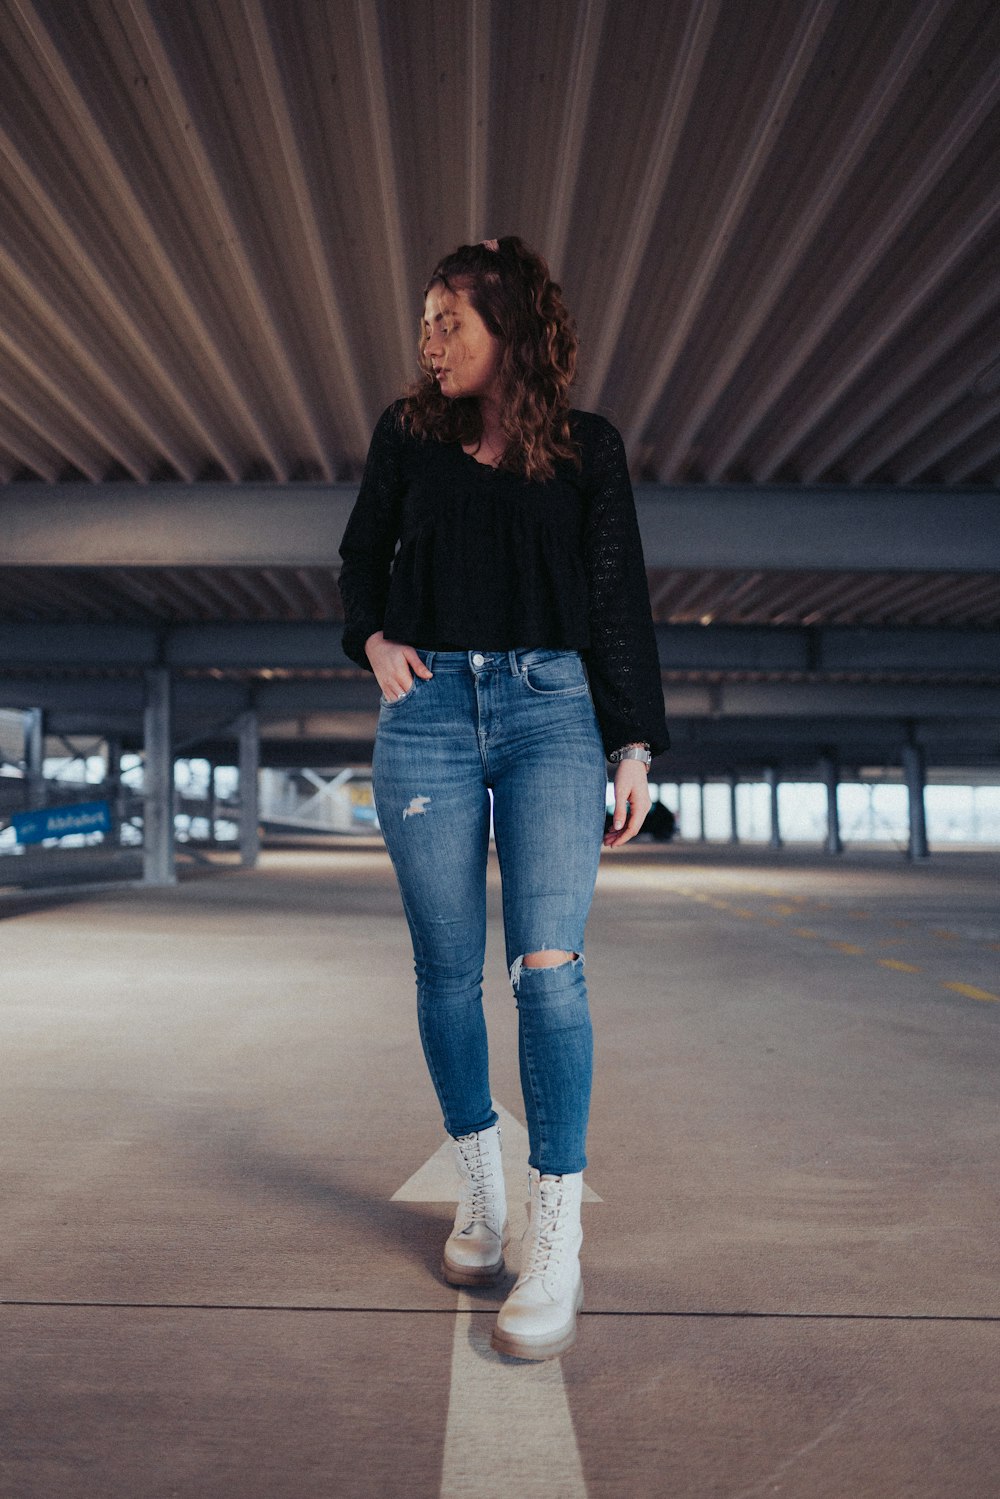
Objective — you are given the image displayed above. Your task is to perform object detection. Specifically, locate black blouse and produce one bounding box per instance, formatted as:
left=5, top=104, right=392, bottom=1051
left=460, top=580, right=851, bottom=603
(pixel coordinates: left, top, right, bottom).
left=338, top=402, right=670, bottom=759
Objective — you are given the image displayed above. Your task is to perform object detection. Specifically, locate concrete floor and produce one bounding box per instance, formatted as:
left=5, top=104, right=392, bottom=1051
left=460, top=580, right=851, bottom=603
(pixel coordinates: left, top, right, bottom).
left=2, top=841, right=998, bottom=1498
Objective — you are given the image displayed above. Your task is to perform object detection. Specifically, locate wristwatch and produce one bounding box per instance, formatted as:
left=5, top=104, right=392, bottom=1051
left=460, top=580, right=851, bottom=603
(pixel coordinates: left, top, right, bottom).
left=608, top=742, right=652, bottom=768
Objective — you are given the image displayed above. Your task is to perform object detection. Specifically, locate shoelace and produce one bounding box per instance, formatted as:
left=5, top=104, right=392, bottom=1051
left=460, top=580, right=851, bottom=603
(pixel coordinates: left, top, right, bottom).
left=520, top=1179, right=571, bottom=1280
left=455, top=1132, right=501, bottom=1226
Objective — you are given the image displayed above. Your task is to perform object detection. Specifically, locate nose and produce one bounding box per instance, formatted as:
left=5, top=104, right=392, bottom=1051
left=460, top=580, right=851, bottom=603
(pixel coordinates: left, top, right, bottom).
left=424, top=329, right=444, bottom=360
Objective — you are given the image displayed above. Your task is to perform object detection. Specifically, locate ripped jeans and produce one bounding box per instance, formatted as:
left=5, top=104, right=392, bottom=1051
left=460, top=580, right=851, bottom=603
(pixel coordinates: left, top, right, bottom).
left=371, top=648, right=607, bottom=1174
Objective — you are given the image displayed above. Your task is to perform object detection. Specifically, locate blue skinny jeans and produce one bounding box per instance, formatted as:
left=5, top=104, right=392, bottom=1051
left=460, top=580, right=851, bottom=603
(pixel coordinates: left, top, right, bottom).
left=371, top=647, right=607, bottom=1174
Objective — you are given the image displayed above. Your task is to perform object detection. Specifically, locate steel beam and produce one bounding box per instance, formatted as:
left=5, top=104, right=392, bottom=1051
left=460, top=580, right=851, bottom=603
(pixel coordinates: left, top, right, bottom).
left=2, top=670, right=996, bottom=778
left=2, top=482, right=999, bottom=571
left=165, top=622, right=355, bottom=670
left=157, top=734, right=1000, bottom=778
left=6, top=687, right=999, bottom=775
left=627, top=478, right=998, bottom=573
left=659, top=624, right=1000, bottom=675
left=0, top=485, right=355, bottom=567
left=0, top=622, right=161, bottom=668
left=815, top=626, right=1000, bottom=675
left=16, top=694, right=999, bottom=750
left=712, top=682, right=1000, bottom=720
left=2, top=621, right=998, bottom=678
left=2, top=658, right=1000, bottom=728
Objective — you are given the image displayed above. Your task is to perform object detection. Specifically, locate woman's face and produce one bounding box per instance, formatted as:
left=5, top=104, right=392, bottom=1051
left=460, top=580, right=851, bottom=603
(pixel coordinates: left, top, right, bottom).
left=422, top=282, right=501, bottom=403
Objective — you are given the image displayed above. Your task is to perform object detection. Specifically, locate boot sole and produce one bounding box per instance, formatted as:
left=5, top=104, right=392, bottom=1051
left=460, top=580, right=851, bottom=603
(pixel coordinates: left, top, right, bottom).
left=442, top=1219, right=510, bottom=1287
left=489, top=1282, right=584, bottom=1361
left=441, top=1254, right=505, bottom=1287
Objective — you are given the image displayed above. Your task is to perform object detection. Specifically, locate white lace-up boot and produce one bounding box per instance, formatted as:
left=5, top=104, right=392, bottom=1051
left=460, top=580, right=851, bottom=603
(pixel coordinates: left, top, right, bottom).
left=491, top=1167, right=584, bottom=1360
left=442, top=1121, right=509, bottom=1286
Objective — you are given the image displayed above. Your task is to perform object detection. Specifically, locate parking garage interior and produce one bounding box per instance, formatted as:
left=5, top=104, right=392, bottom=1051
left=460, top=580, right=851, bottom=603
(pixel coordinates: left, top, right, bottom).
left=1, top=2, right=999, bottom=1496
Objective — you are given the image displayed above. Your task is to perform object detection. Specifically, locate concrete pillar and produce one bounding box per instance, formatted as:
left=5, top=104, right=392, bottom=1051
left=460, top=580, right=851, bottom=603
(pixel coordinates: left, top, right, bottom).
left=765, top=766, right=782, bottom=850
left=819, top=754, right=842, bottom=855
left=142, top=667, right=176, bottom=886
left=24, top=708, right=44, bottom=806
left=728, top=776, right=739, bottom=844
left=697, top=778, right=707, bottom=842
left=236, top=711, right=260, bottom=868
left=105, top=735, right=124, bottom=846
left=208, top=761, right=218, bottom=846
left=902, top=741, right=929, bottom=860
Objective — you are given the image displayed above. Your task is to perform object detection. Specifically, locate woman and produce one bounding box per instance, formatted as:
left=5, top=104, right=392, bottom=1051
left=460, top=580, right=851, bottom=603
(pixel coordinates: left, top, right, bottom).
left=338, top=236, right=669, bottom=1360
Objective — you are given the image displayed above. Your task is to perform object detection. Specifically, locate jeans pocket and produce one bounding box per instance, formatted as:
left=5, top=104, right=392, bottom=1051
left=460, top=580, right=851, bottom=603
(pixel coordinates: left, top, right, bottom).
left=379, top=676, right=420, bottom=708
left=520, top=652, right=589, bottom=697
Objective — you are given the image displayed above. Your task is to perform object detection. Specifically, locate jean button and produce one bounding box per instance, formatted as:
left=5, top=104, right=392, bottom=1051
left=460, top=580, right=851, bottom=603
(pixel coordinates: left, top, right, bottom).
left=471, top=653, right=485, bottom=666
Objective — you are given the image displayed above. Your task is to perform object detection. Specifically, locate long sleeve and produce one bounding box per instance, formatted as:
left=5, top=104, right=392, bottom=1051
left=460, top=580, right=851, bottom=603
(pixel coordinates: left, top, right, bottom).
left=581, top=417, right=670, bottom=759
left=337, top=404, right=406, bottom=671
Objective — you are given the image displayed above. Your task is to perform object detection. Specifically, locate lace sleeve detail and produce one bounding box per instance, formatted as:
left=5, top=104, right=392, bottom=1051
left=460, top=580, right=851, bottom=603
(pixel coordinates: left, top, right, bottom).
left=337, top=404, right=407, bottom=671
left=581, top=417, right=670, bottom=759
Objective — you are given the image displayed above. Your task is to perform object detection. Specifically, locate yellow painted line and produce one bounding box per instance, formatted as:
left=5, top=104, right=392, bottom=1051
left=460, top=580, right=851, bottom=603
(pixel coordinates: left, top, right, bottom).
left=877, top=958, right=921, bottom=973
left=931, top=929, right=959, bottom=941
left=762, top=917, right=785, bottom=926
left=829, top=941, right=865, bottom=955
left=732, top=907, right=756, bottom=919
left=890, top=919, right=912, bottom=928
left=814, top=901, right=833, bottom=910
left=848, top=909, right=872, bottom=919
left=792, top=927, right=821, bottom=939
left=942, top=982, right=1000, bottom=1003
left=771, top=904, right=797, bottom=915
left=988, top=942, right=1000, bottom=952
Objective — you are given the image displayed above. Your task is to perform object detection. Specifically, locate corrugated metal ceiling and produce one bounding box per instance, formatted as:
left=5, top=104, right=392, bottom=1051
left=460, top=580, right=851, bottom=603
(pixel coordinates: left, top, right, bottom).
left=1, top=0, right=998, bottom=489
left=1, top=0, right=999, bottom=776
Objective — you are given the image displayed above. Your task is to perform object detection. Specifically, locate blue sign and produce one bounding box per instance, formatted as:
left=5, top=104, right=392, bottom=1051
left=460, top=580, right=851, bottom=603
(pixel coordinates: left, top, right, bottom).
left=11, top=800, right=112, bottom=846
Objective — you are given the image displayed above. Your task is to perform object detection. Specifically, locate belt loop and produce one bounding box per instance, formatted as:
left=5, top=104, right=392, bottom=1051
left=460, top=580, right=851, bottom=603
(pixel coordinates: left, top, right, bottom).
left=508, top=649, right=520, bottom=676
left=423, top=649, right=436, bottom=671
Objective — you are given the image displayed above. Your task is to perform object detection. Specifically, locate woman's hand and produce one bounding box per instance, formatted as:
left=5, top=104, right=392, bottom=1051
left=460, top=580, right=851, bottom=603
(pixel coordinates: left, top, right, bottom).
left=365, top=631, right=434, bottom=701
left=603, top=760, right=651, bottom=848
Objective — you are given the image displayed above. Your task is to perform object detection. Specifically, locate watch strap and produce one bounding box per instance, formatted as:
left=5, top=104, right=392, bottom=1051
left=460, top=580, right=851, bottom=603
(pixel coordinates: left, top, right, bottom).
left=609, top=744, right=652, bottom=766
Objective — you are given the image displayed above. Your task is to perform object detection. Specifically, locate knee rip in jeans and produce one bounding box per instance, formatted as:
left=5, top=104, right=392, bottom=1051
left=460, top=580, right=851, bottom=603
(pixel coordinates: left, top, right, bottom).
left=509, top=949, right=581, bottom=990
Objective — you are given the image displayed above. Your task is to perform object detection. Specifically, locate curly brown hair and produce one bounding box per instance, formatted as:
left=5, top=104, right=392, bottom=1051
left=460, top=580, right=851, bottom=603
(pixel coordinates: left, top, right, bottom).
left=401, top=236, right=580, bottom=482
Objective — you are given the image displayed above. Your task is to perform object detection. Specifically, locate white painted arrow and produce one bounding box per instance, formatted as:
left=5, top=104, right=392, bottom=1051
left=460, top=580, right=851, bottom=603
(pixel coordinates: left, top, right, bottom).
left=391, top=1101, right=603, bottom=1211
left=393, top=1101, right=599, bottom=1499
